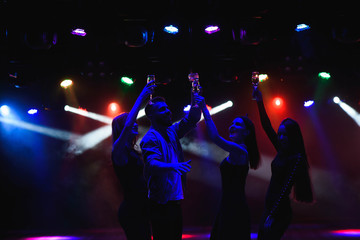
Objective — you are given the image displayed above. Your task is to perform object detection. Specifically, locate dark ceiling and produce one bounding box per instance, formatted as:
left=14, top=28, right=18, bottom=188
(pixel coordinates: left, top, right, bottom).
left=0, top=0, right=359, bottom=113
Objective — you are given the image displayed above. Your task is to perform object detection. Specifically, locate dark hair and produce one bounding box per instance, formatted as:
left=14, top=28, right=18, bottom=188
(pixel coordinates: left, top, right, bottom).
left=280, top=118, right=314, bottom=203
left=238, top=116, right=261, bottom=169
left=144, top=96, right=166, bottom=118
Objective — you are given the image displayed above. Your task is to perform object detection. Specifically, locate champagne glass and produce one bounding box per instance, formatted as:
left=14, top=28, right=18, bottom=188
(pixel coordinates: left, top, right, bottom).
left=251, top=71, right=259, bottom=100
left=147, top=74, right=156, bottom=100
left=188, top=73, right=200, bottom=107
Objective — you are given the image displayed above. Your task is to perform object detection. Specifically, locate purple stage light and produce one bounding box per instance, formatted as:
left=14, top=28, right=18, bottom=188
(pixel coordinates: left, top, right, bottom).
left=204, top=25, right=220, bottom=34
left=331, top=229, right=360, bottom=237
left=24, top=236, right=79, bottom=240
left=71, top=28, right=86, bottom=37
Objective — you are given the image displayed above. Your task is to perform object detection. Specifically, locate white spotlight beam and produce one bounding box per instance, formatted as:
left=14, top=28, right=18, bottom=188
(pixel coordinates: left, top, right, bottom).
left=64, top=105, right=146, bottom=124
left=0, top=116, right=80, bottom=141
left=68, top=125, right=112, bottom=155
left=65, top=101, right=234, bottom=155
left=64, top=105, right=113, bottom=124
left=336, top=100, right=360, bottom=127
left=200, top=100, right=233, bottom=121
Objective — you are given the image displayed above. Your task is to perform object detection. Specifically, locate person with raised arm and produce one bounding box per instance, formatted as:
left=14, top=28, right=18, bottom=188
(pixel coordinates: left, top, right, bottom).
left=253, top=87, right=314, bottom=240
left=140, top=92, right=203, bottom=240
left=111, top=80, right=156, bottom=240
left=201, top=101, right=260, bottom=240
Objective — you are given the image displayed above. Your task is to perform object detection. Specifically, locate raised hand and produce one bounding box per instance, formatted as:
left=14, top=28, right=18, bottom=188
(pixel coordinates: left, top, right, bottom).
left=252, top=87, right=263, bottom=102
left=140, top=80, right=156, bottom=99
left=192, top=93, right=204, bottom=108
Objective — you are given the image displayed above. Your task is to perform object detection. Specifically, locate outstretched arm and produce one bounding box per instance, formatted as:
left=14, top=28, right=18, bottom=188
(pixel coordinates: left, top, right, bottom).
left=112, top=80, right=155, bottom=165
left=175, top=93, right=204, bottom=139
left=253, top=88, right=279, bottom=151
left=201, top=100, right=248, bottom=161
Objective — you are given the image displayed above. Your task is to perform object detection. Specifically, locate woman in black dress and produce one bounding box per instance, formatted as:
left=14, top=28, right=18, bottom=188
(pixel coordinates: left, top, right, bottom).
left=253, top=88, right=314, bottom=240
left=201, top=101, right=260, bottom=240
left=111, top=80, right=155, bottom=240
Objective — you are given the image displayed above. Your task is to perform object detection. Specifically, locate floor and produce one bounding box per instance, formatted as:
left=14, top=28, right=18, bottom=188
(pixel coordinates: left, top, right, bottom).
left=3, top=225, right=360, bottom=240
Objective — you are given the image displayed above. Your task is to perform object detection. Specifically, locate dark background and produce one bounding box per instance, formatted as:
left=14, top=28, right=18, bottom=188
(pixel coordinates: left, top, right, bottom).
left=1, top=0, right=360, bottom=233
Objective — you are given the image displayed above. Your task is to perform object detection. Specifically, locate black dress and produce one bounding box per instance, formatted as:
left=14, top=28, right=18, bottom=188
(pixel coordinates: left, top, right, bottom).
left=257, top=153, right=297, bottom=240
left=210, top=159, right=251, bottom=240
left=256, top=100, right=300, bottom=240
left=113, top=147, right=151, bottom=240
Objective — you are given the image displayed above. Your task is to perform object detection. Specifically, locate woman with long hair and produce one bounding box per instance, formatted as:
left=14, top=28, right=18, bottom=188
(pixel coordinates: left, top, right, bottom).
left=111, top=80, right=155, bottom=240
left=253, top=88, right=314, bottom=240
left=201, top=101, right=260, bottom=240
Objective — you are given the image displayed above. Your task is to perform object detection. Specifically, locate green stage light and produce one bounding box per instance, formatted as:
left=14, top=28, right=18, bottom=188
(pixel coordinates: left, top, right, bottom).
left=318, top=72, right=331, bottom=80
left=121, top=76, right=134, bottom=85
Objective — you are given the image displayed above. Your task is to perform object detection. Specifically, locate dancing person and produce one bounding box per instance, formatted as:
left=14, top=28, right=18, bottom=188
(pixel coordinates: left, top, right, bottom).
left=111, top=80, right=156, bottom=240
left=140, top=93, right=203, bottom=240
left=253, top=88, right=314, bottom=240
left=201, top=102, right=260, bottom=240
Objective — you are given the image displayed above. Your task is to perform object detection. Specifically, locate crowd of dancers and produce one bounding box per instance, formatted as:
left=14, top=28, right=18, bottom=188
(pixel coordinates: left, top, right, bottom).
left=111, top=80, right=314, bottom=240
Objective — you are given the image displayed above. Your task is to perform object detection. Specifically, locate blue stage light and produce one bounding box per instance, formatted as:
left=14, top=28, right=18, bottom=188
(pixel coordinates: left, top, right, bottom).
left=164, top=25, right=179, bottom=34
left=295, top=23, right=310, bottom=32
left=28, top=109, right=38, bottom=115
left=0, top=105, right=10, bottom=117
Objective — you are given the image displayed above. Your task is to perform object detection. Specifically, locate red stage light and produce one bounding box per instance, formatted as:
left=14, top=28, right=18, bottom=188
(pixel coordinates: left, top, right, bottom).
left=272, top=97, right=284, bottom=108
left=108, top=102, right=120, bottom=114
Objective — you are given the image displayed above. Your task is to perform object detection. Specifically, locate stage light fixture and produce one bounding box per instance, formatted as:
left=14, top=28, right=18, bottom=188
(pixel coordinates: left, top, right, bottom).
left=0, top=105, right=10, bottom=117
left=333, top=96, right=340, bottom=104
left=28, top=109, right=38, bottom=115
left=304, top=100, right=314, bottom=107
left=60, top=79, right=73, bottom=89
left=121, top=76, right=134, bottom=85
left=272, top=97, right=284, bottom=108
left=205, top=25, right=220, bottom=34
left=71, top=28, right=86, bottom=37
left=109, top=103, right=118, bottom=112
left=259, top=74, right=268, bottom=82
left=164, top=25, right=179, bottom=34
left=318, top=72, right=331, bottom=80
left=295, top=23, right=311, bottom=32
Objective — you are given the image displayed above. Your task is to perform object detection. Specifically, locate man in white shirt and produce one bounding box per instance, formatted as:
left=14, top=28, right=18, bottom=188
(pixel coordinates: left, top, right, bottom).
left=140, top=94, right=203, bottom=240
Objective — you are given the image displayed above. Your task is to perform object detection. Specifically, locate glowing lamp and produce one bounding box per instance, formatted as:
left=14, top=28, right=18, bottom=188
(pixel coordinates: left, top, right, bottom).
left=121, top=76, right=134, bottom=85
left=28, top=109, right=38, bottom=115
left=71, top=28, right=87, bottom=37
left=205, top=25, right=220, bottom=34
left=60, top=79, right=73, bottom=89
left=0, top=105, right=10, bottom=116
left=318, top=72, right=331, bottom=80
left=164, top=25, right=179, bottom=34
left=109, top=102, right=119, bottom=113
left=333, top=96, right=340, bottom=104
left=273, top=97, right=284, bottom=108
left=304, top=100, right=314, bottom=107
left=259, top=74, right=268, bottom=82
left=295, top=23, right=310, bottom=32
